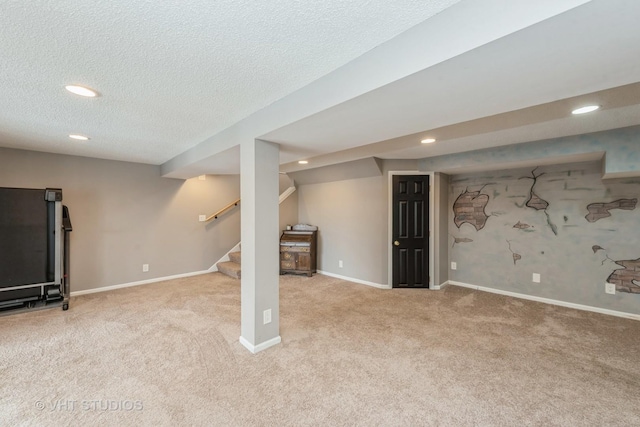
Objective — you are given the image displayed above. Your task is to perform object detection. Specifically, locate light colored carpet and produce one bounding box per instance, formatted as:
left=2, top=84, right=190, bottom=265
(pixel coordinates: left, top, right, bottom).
left=1, top=273, right=639, bottom=426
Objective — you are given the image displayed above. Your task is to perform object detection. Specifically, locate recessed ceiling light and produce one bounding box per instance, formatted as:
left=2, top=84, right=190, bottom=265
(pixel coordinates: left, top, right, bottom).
left=421, top=138, right=436, bottom=144
left=69, top=134, right=90, bottom=141
left=65, top=85, right=99, bottom=97
left=298, top=160, right=309, bottom=165
left=572, top=105, right=600, bottom=115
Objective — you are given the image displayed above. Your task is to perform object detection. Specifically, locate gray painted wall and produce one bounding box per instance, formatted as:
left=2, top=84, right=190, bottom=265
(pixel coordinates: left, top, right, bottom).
left=434, top=173, right=450, bottom=287
left=278, top=173, right=298, bottom=234
left=0, top=148, right=242, bottom=292
left=296, top=158, right=419, bottom=285
left=448, top=160, right=640, bottom=314
left=298, top=175, right=387, bottom=284
left=279, top=191, right=298, bottom=233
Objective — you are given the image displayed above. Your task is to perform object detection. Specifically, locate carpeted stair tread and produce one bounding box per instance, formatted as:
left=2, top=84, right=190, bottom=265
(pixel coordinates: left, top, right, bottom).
left=217, top=261, right=241, bottom=279
left=228, top=251, right=241, bottom=264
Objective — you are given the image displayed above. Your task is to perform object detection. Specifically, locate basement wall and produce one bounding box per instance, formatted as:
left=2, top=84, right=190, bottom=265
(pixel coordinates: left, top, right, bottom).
left=0, top=147, right=242, bottom=292
left=296, top=159, right=418, bottom=286
left=447, top=160, right=640, bottom=315
left=278, top=175, right=298, bottom=232
left=298, top=175, right=387, bottom=284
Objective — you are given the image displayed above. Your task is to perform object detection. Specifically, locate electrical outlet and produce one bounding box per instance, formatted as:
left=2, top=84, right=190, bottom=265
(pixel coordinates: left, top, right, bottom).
left=198, top=214, right=206, bottom=222
left=339, top=260, right=343, bottom=268
left=451, top=262, right=457, bottom=270
left=532, top=273, right=540, bottom=283
left=142, top=264, right=149, bottom=272
left=605, top=283, right=616, bottom=295
left=263, top=309, right=272, bottom=325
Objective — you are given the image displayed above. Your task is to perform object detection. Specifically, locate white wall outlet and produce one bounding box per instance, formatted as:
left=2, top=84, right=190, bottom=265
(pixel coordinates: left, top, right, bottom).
left=142, top=264, right=149, bottom=272
left=532, top=273, right=541, bottom=283
left=339, top=260, right=343, bottom=268
left=605, top=283, right=616, bottom=295
left=451, top=262, right=457, bottom=270
left=198, top=214, right=206, bottom=222
left=263, top=309, right=272, bottom=325
left=198, top=175, right=206, bottom=181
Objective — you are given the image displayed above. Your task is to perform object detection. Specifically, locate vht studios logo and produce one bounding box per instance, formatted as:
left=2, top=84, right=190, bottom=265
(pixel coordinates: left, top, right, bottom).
left=36, top=399, right=143, bottom=412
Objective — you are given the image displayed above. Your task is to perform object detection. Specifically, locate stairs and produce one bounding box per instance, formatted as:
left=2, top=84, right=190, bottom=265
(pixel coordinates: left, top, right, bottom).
left=209, top=185, right=297, bottom=281
left=217, top=251, right=241, bottom=279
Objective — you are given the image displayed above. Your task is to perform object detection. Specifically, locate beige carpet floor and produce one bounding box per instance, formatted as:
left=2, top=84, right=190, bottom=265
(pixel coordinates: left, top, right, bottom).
left=1, top=273, right=639, bottom=426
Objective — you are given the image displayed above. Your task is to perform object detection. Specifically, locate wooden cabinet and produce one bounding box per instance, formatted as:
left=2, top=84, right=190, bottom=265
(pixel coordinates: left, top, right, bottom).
left=280, top=230, right=317, bottom=277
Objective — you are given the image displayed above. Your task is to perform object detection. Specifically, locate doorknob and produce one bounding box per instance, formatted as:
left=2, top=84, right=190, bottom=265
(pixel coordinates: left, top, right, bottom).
left=394, top=240, right=400, bottom=246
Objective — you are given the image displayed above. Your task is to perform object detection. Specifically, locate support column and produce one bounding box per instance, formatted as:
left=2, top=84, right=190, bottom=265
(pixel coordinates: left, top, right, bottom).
left=239, top=139, right=281, bottom=353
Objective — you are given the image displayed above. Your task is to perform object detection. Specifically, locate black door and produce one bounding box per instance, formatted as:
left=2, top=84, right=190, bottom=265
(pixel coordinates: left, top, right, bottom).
left=392, top=175, right=429, bottom=288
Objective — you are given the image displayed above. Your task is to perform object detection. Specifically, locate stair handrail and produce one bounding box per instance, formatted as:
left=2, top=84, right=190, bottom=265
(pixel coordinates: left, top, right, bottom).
left=205, top=198, right=240, bottom=222
left=203, top=185, right=296, bottom=223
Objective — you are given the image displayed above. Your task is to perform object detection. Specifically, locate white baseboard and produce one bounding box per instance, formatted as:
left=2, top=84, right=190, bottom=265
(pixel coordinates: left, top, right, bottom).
left=317, top=270, right=391, bottom=289
left=208, top=242, right=241, bottom=272
left=239, top=335, right=282, bottom=354
left=432, top=281, right=450, bottom=290
left=447, top=280, right=640, bottom=321
left=70, top=270, right=211, bottom=297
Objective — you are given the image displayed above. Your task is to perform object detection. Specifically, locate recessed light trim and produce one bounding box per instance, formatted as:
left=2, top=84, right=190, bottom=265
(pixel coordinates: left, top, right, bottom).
left=65, top=85, right=99, bottom=97
left=572, top=105, right=600, bottom=115
left=421, top=138, right=436, bottom=144
left=69, top=134, right=90, bottom=141
left=298, top=160, right=309, bottom=165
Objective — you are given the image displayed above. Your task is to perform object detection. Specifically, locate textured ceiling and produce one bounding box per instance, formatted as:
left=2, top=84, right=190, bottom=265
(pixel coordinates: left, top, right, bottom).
left=3, top=0, right=639, bottom=179
left=160, top=0, right=602, bottom=177
left=0, top=0, right=460, bottom=163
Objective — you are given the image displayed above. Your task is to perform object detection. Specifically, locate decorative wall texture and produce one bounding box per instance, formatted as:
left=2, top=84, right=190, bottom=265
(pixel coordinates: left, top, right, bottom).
left=449, top=160, right=640, bottom=314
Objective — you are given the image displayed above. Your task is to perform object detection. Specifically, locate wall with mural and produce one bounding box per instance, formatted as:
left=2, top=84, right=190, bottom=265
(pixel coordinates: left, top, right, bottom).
left=448, top=160, right=640, bottom=314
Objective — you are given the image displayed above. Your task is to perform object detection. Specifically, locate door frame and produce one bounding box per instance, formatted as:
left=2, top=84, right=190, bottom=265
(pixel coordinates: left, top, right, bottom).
left=387, top=171, right=435, bottom=289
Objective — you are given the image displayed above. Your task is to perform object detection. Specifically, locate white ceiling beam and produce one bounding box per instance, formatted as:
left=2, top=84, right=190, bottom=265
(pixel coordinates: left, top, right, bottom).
left=161, top=0, right=592, bottom=179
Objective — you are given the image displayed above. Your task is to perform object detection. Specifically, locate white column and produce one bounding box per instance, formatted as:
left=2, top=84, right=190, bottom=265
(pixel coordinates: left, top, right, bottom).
left=239, top=139, right=281, bottom=353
